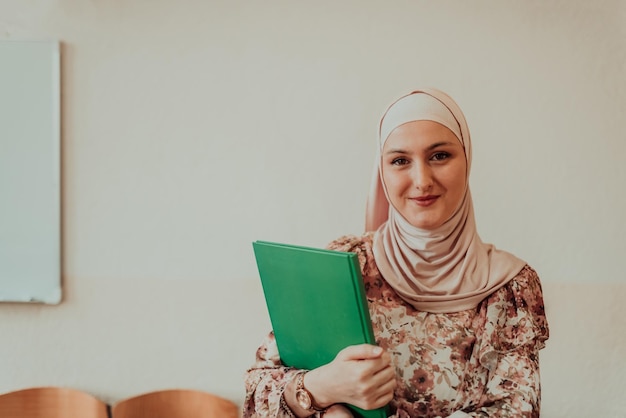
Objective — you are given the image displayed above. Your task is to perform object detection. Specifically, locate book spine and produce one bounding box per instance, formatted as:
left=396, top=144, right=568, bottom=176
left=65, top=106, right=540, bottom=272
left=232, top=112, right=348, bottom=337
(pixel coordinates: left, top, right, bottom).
left=348, top=254, right=391, bottom=418
left=347, top=254, right=376, bottom=345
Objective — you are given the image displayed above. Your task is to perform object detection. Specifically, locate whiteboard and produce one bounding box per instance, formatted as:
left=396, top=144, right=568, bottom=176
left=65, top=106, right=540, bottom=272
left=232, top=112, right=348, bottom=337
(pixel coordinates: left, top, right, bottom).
left=0, top=40, right=61, bottom=304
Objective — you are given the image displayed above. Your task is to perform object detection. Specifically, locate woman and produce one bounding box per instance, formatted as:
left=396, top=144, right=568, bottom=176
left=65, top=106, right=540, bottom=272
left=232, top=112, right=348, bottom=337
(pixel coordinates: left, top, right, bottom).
left=243, top=88, right=549, bottom=417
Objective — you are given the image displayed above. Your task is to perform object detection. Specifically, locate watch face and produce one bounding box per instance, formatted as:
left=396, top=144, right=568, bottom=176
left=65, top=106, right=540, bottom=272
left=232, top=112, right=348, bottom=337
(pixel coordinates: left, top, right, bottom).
left=296, top=389, right=312, bottom=410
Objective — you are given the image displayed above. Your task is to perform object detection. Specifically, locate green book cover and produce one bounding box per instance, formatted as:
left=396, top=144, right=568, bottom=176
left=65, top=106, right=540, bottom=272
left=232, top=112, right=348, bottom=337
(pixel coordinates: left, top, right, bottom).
left=253, top=240, right=390, bottom=418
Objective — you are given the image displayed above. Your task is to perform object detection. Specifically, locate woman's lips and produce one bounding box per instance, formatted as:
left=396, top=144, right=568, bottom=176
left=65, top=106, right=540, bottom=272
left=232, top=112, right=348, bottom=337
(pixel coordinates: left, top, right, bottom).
left=410, top=195, right=439, bottom=207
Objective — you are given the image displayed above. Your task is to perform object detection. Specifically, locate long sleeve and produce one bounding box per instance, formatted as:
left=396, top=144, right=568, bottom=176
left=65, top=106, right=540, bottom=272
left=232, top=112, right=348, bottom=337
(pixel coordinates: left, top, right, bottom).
left=243, top=332, right=300, bottom=418
left=458, top=266, right=549, bottom=417
left=459, top=344, right=542, bottom=417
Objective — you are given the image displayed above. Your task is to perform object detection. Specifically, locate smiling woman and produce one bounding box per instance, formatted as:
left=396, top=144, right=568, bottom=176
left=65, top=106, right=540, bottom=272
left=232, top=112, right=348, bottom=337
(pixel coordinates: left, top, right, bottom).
left=381, top=120, right=467, bottom=230
left=243, top=89, right=549, bottom=418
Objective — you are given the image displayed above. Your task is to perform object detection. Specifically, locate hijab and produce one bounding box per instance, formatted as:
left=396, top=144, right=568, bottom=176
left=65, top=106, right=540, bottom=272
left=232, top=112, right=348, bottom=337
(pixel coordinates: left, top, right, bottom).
left=366, top=88, right=526, bottom=313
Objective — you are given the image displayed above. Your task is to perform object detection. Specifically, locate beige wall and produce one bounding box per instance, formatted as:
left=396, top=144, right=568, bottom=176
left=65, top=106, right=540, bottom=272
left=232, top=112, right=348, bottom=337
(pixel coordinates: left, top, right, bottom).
left=1, top=1, right=625, bottom=417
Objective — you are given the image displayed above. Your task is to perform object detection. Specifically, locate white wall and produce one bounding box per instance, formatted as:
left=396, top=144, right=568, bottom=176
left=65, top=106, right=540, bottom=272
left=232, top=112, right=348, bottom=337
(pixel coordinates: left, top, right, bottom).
left=0, top=1, right=624, bottom=416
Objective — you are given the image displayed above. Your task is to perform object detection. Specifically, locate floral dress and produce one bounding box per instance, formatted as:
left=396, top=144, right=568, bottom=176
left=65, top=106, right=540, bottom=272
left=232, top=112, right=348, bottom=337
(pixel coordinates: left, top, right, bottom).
left=243, top=234, right=549, bottom=418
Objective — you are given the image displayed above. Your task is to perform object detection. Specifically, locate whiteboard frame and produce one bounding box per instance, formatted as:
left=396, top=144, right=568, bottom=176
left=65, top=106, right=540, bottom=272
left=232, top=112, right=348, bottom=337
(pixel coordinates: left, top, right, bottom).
left=0, top=40, right=61, bottom=304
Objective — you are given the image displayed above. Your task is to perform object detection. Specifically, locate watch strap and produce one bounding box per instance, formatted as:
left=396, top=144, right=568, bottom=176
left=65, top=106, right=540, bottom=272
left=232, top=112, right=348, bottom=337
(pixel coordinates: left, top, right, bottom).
left=279, top=391, right=297, bottom=418
left=296, top=371, right=326, bottom=412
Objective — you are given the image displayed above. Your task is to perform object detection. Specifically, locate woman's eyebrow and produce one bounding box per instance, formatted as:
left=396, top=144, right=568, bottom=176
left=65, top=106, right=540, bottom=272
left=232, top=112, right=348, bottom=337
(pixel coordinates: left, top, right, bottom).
left=384, top=148, right=408, bottom=155
left=427, top=141, right=456, bottom=150
left=384, top=141, right=457, bottom=155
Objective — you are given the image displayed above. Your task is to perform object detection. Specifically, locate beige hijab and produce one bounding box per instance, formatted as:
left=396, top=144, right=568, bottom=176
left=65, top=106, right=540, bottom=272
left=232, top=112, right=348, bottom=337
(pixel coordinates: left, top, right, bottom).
left=366, top=88, right=526, bottom=313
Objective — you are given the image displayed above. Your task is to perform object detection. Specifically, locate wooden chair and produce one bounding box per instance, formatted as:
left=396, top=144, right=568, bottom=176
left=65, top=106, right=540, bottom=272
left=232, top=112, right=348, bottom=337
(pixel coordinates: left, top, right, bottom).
left=111, top=389, right=238, bottom=418
left=0, top=386, right=109, bottom=418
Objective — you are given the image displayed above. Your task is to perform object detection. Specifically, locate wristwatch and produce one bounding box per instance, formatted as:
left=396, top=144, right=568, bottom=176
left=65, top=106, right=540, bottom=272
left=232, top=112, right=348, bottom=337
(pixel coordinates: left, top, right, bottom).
left=294, top=371, right=326, bottom=412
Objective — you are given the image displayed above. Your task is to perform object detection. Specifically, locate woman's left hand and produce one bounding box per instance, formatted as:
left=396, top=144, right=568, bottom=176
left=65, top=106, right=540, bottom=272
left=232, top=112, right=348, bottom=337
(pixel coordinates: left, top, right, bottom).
left=322, top=404, right=354, bottom=417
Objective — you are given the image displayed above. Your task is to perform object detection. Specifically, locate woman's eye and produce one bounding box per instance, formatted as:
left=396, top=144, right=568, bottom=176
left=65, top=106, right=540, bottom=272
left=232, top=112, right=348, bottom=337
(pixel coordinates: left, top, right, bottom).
left=391, top=158, right=409, bottom=166
left=431, top=152, right=450, bottom=161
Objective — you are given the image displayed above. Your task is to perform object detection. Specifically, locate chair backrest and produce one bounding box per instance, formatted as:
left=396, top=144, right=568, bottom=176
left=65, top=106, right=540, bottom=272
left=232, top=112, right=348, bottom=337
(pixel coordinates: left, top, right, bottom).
left=0, top=387, right=109, bottom=418
left=111, top=389, right=238, bottom=418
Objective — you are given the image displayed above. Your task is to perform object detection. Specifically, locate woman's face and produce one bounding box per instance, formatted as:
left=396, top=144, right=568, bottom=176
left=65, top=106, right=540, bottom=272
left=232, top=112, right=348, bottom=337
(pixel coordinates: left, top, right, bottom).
left=381, top=120, right=467, bottom=230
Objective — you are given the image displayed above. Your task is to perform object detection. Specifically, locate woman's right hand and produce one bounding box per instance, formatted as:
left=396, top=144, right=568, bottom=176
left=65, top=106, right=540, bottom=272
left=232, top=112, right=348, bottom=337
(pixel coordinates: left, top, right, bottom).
left=304, top=344, right=396, bottom=411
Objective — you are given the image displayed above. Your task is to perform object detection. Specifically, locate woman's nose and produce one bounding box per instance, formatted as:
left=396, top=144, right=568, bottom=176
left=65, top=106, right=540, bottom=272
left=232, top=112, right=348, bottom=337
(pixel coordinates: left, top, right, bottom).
left=412, top=163, right=433, bottom=191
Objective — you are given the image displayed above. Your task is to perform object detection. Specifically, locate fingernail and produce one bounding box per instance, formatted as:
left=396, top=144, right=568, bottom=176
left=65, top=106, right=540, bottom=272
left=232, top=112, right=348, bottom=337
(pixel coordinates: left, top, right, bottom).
left=374, top=347, right=383, bottom=355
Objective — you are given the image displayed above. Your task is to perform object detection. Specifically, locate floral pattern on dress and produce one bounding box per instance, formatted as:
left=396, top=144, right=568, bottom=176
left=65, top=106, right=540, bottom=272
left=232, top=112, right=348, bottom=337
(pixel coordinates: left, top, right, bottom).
left=243, top=234, right=549, bottom=418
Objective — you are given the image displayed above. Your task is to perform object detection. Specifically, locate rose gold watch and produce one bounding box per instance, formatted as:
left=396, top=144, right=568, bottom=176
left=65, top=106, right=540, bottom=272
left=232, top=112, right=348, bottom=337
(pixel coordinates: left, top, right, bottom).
left=294, top=371, right=326, bottom=413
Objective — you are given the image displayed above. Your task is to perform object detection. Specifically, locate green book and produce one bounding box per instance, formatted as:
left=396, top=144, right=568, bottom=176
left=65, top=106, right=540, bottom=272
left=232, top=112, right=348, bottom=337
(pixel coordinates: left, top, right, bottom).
left=253, top=240, right=390, bottom=418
